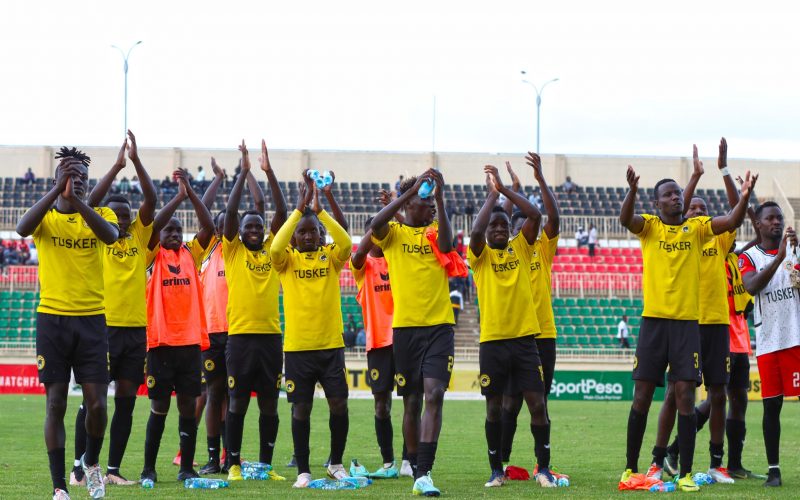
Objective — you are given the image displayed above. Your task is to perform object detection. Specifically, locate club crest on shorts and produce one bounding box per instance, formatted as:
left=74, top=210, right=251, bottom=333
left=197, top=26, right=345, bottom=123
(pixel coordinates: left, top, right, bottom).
left=204, top=359, right=215, bottom=372
left=146, top=375, right=156, bottom=388
left=36, top=355, right=45, bottom=370
left=479, top=374, right=491, bottom=387
left=228, top=376, right=235, bottom=389
left=395, top=373, right=406, bottom=387
left=286, top=379, right=295, bottom=393
left=633, top=356, right=638, bottom=369
left=370, top=368, right=379, bottom=381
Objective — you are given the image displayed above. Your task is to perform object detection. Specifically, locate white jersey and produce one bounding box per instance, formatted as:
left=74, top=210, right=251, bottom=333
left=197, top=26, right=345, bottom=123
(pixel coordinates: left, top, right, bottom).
left=742, top=244, right=800, bottom=356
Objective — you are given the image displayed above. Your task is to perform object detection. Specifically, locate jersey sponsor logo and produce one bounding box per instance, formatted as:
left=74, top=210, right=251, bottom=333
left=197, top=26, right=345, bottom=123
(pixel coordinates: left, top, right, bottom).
left=551, top=377, right=623, bottom=399
left=67, top=217, right=77, bottom=224
left=49, top=237, right=97, bottom=249
left=373, top=283, right=391, bottom=293
left=36, top=355, right=45, bottom=370
left=658, top=241, right=692, bottom=252
left=285, top=379, right=295, bottom=393
left=379, top=272, right=389, bottom=282
left=529, top=261, right=542, bottom=272
left=400, top=243, right=432, bottom=255
left=228, top=375, right=235, bottom=389
left=764, top=287, right=797, bottom=303
left=162, top=276, right=191, bottom=286
left=217, top=270, right=225, bottom=277
left=168, top=264, right=181, bottom=275
left=491, top=260, right=520, bottom=273
left=702, top=248, right=719, bottom=257
left=293, top=268, right=329, bottom=279
left=370, top=368, right=379, bottom=381
left=245, top=261, right=272, bottom=273
left=106, top=246, right=139, bottom=258
left=479, top=373, right=491, bottom=387
left=146, top=375, right=156, bottom=388
left=204, top=359, right=215, bottom=372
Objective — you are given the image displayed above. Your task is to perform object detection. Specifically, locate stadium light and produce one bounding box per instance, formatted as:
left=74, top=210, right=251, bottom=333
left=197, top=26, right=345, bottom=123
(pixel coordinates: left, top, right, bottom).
left=111, top=41, right=143, bottom=136
left=521, top=71, right=559, bottom=155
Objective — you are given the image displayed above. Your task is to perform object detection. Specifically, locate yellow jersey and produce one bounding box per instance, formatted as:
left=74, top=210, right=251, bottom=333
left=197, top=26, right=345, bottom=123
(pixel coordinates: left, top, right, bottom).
left=372, top=222, right=455, bottom=328
left=223, top=234, right=281, bottom=335
left=272, top=210, right=352, bottom=352
left=636, top=214, right=713, bottom=320
left=34, top=207, right=119, bottom=316
left=468, top=234, right=540, bottom=342
left=103, top=217, right=153, bottom=326
left=698, top=231, right=736, bottom=325
left=529, top=232, right=558, bottom=338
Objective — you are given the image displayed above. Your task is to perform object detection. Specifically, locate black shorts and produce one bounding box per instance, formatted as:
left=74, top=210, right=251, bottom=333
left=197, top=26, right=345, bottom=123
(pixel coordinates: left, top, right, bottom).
left=367, top=345, right=395, bottom=394
left=36, top=313, right=108, bottom=385
left=700, top=324, right=731, bottom=387
left=145, top=345, right=202, bottom=399
left=108, top=326, right=146, bottom=384
left=393, top=324, right=455, bottom=396
left=729, top=352, right=751, bottom=390
left=480, top=336, right=544, bottom=396
left=226, top=334, right=282, bottom=398
left=284, top=348, right=348, bottom=403
left=203, top=333, right=228, bottom=383
left=536, top=338, right=556, bottom=396
left=632, top=317, right=701, bottom=387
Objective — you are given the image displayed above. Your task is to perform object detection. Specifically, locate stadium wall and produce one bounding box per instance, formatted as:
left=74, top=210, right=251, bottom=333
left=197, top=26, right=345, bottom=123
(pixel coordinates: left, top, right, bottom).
left=2, top=145, right=799, bottom=199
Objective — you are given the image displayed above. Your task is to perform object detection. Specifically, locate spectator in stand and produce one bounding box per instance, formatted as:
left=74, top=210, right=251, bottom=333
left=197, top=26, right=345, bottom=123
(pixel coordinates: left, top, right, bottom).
left=194, top=165, right=207, bottom=190
left=160, top=175, right=177, bottom=198
left=22, top=167, right=36, bottom=185
left=3, top=244, right=20, bottom=265
left=588, top=223, right=599, bottom=257
left=464, top=202, right=475, bottom=219
left=355, top=328, right=366, bottom=347
left=344, top=314, right=357, bottom=348
left=118, top=176, right=131, bottom=194
left=449, top=281, right=464, bottom=325
left=618, top=315, right=630, bottom=348
left=130, top=175, right=141, bottom=194
left=453, top=230, right=466, bottom=258
left=575, top=226, right=589, bottom=248
left=18, top=241, right=31, bottom=264
left=561, top=176, right=578, bottom=195
left=394, top=175, right=404, bottom=195
left=529, top=190, right=543, bottom=211
left=26, top=241, right=38, bottom=265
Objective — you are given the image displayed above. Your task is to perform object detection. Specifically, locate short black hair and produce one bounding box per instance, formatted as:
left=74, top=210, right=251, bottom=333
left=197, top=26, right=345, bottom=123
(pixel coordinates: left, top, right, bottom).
left=490, top=205, right=509, bottom=218
left=755, top=201, right=781, bottom=218
left=398, top=176, right=418, bottom=196
left=653, top=178, right=678, bottom=198
left=104, top=194, right=130, bottom=206
left=301, top=207, right=318, bottom=220
left=55, top=147, right=91, bottom=167
left=242, top=209, right=263, bottom=219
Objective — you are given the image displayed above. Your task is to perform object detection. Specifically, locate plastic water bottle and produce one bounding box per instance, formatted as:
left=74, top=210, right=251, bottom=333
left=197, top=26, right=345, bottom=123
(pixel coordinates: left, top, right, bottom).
left=346, top=476, right=372, bottom=487
left=418, top=180, right=435, bottom=198
left=692, top=472, right=714, bottom=485
left=557, top=476, right=570, bottom=487
left=141, top=479, right=154, bottom=489
left=184, top=478, right=229, bottom=489
left=308, top=169, right=320, bottom=181
left=241, top=461, right=272, bottom=480
left=322, top=171, right=333, bottom=187
left=308, top=478, right=358, bottom=490
left=649, top=482, right=676, bottom=492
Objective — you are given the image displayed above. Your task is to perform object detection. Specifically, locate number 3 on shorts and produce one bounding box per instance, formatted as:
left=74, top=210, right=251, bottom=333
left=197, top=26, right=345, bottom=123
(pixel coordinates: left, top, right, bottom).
left=693, top=352, right=699, bottom=369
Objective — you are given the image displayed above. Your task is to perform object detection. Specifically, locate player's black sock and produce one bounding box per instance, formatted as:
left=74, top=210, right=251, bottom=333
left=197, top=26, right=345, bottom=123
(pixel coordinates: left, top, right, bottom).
left=207, top=435, right=221, bottom=464
left=108, top=396, right=135, bottom=470
left=49, top=447, right=67, bottom=491
left=666, top=436, right=679, bottom=458
left=74, top=402, right=87, bottom=463
left=625, top=408, right=647, bottom=472
left=259, top=413, right=279, bottom=465
left=709, top=440, right=724, bottom=469
left=677, top=413, right=697, bottom=476
left=401, top=441, right=408, bottom=461
left=292, top=417, right=311, bottom=474
left=179, top=416, right=197, bottom=471
left=375, top=416, right=394, bottom=464
left=85, top=432, right=104, bottom=466
left=416, top=441, right=438, bottom=478
left=695, top=406, right=709, bottom=431
left=762, top=396, right=782, bottom=466
left=408, top=452, right=418, bottom=476
left=651, top=446, right=667, bottom=466
left=500, top=408, right=517, bottom=463
left=485, top=420, right=502, bottom=471
left=143, top=412, right=167, bottom=470
left=531, top=424, right=551, bottom=470
left=220, top=418, right=227, bottom=451
left=226, top=411, right=245, bottom=466
left=726, top=419, right=745, bottom=470
left=329, top=412, right=349, bottom=465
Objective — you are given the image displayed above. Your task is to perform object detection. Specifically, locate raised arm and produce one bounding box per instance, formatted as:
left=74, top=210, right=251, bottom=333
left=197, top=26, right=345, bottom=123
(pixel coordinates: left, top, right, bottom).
left=527, top=152, right=559, bottom=238
left=491, top=165, right=541, bottom=244
left=260, top=139, right=287, bottom=234
left=148, top=173, right=188, bottom=250
left=370, top=174, right=428, bottom=240
left=430, top=169, right=453, bottom=253
left=224, top=141, right=251, bottom=241
left=127, top=130, right=157, bottom=225
left=87, top=139, right=127, bottom=207
left=742, top=229, right=797, bottom=294
left=246, top=171, right=265, bottom=215
left=65, top=179, right=119, bottom=245
left=710, top=171, right=757, bottom=235
left=17, top=160, right=81, bottom=237
left=468, top=170, right=500, bottom=258
left=269, top=183, right=310, bottom=270
left=322, top=171, right=349, bottom=232
left=501, top=161, right=522, bottom=216
left=201, top=157, right=225, bottom=210
left=319, top=207, right=352, bottom=262
left=717, top=138, right=740, bottom=209
left=351, top=229, right=375, bottom=271
left=378, top=189, right=405, bottom=224
left=181, top=168, right=215, bottom=249
left=682, top=144, right=704, bottom=214
left=620, top=165, right=645, bottom=234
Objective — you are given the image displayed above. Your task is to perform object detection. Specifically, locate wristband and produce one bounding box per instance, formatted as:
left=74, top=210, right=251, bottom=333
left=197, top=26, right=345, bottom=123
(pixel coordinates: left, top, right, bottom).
left=719, top=167, right=730, bottom=176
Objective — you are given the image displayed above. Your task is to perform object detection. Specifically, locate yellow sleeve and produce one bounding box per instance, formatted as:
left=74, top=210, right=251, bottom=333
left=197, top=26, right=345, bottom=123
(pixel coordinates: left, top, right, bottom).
left=270, top=209, right=303, bottom=272
left=319, top=210, right=351, bottom=268
left=222, top=234, right=240, bottom=260
left=371, top=221, right=396, bottom=248
left=187, top=238, right=207, bottom=269
left=131, top=217, right=154, bottom=249
left=696, top=216, right=714, bottom=244
left=636, top=214, right=653, bottom=239
left=466, top=243, right=487, bottom=271
left=542, top=232, right=559, bottom=263
left=718, top=228, right=736, bottom=253
left=351, top=258, right=365, bottom=291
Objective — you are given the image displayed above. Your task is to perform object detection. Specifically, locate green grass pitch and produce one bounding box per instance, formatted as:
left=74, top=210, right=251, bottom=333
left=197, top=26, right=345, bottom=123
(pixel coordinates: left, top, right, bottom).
left=0, top=395, right=797, bottom=498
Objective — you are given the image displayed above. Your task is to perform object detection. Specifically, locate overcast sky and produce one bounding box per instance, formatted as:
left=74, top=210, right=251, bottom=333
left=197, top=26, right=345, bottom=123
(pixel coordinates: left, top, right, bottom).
left=3, top=1, right=799, bottom=160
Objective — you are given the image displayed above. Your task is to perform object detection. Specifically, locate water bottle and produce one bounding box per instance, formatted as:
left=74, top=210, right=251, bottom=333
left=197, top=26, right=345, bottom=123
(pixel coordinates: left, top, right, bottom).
left=308, top=169, right=320, bottom=181
left=418, top=180, right=435, bottom=198
left=308, top=478, right=359, bottom=490
left=692, top=472, right=714, bottom=485
left=322, top=171, right=333, bottom=187
left=557, top=476, right=570, bottom=487
left=184, top=478, right=229, bottom=489
left=241, top=461, right=271, bottom=480
left=346, top=476, right=372, bottom=487
left=649, top=481, right=675, bottom=492
left=141, top=479, right=154, bottom=489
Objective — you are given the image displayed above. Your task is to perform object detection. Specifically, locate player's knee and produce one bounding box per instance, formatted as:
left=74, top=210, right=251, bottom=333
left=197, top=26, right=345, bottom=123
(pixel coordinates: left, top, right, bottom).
left=486, top=398, right=502, bottom=422
left=84, top=398, right=106, bottom=419
left=374, top=396, right=391, bottom=419
left=293, top=402, right=313, bottom=420
left=47, top=396, right=68, bottom=418
left=424, top=385, right=445, bottom=408
left=709, top=386, right=726, bottom=407
left=403, top=394, right=422, bottom=415
left=328, top=398, right=348, bottom=416
left=258, top=397, right=278, bottom=416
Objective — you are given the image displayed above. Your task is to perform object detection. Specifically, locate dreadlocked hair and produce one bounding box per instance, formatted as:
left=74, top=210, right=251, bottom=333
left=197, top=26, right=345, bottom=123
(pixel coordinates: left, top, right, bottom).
left=55, top=147, right=91, bottom=167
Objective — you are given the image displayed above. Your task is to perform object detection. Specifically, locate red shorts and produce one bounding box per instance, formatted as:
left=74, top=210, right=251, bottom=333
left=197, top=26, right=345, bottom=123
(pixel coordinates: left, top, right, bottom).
left=756, top=345, right=800, bottom=399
